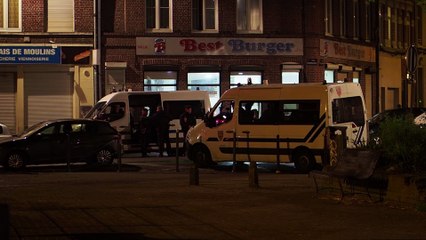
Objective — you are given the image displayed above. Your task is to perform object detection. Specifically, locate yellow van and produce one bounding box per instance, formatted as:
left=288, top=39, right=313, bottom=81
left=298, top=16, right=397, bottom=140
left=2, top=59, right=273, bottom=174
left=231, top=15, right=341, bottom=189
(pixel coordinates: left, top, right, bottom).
left=186, top=82, right=368, bottom=172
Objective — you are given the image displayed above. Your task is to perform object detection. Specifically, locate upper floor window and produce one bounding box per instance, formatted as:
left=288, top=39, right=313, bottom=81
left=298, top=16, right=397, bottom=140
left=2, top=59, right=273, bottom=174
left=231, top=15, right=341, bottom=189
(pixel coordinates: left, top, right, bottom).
left=48, top=0, right=74, bottom=32
left=0, top=0, right=21, bottom=31
left=364, top=0, right=372, bottom=41
left=340, top=0, right=346, bottom=37
left=352, top=0, right=360, bottom=39
left=146, top=0, right=172, bottom=32
left=385, top=6, right=392, bottom=47
left=192, top=0, right=218, bottom=32
left=416, top=5, right=422, bottom=45
left=325, top=0, right=333, bottom=36
left=236, top=0, right=262, bottom=33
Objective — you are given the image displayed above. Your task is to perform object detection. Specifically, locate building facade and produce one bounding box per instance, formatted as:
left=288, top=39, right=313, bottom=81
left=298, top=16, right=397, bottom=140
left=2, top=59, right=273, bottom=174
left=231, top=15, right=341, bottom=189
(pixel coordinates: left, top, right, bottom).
left=101, top=0, right=378, bottom=116
left=0, top=0, right=95, bottom=134
left=1, top=0, right=424, bottom=134
left=377, top=0, right=425, bottom=111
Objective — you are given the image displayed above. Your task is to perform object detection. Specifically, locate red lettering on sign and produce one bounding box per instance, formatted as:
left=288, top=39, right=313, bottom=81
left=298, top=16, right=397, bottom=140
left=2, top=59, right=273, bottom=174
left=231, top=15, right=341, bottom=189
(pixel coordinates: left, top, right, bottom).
left=180, top=39, right=223, bottom=52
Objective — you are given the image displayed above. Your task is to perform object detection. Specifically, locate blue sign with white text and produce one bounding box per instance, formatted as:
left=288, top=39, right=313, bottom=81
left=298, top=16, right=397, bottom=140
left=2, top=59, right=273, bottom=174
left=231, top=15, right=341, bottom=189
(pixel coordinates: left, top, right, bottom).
left=0, top=46, right=61, bottom=64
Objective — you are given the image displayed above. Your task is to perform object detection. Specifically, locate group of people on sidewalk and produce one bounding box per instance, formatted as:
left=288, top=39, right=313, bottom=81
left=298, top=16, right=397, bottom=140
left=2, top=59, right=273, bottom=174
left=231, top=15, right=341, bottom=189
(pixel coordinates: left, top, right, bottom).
left=139, top=105, right=196, bottom=157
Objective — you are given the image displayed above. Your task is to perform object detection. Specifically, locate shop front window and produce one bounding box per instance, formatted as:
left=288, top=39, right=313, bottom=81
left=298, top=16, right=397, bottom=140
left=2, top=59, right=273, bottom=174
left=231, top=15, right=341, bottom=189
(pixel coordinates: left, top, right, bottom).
left=353, top=71, right=360, bottom=83
left=282, top=71, right=300, bottom=84
left=325, top=70, right=334, bottom=83
left=230, top=71, right=262, bottom=88
left=144, top=71, right=177, bottom=92
left=188, top=72, right=220, bottom=106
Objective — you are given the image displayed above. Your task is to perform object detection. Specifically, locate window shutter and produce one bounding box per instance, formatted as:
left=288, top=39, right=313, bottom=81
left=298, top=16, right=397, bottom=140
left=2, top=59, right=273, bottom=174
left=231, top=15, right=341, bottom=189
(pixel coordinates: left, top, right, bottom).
left=48, top=0, right=74, bottom=32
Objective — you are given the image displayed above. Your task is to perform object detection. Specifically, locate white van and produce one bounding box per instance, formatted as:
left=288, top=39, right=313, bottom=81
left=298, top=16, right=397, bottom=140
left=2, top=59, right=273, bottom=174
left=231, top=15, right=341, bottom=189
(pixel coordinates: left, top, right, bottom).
left=186, top=82, right=368, bottom=172
left=85, top=90, right=211, bottom=152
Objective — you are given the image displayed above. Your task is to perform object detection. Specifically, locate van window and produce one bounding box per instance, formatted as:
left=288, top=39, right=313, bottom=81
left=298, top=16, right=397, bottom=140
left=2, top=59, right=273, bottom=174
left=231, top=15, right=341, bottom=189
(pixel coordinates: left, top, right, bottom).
left=103, top=102, right=126, bottom=122
left=239, top=100, right=320, bottom=125
left=128, top=94, right=161, bottom=123
left=280, top=100, right=320, bottom=125
left=163, top=100, right=206, bottom=119
left=85, top=101, right=106, bottom=119
left=332, top=96, right=365, bottom=126
left=208, top=100, right=234, bottom=127
left=239, top=101, right=260, bottom=124
left=239, top=100, right=278, bottom=124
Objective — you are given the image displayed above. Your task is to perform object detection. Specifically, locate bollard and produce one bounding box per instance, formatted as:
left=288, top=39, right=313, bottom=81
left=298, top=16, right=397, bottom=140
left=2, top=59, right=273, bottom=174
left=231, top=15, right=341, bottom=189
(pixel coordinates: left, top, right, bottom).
left=275, top=134, right=281, bottom=174
left=117, top=133, right=122, bottom=172
left=243, top=131, right=258, bottom=188
left=336, top=134, right=344, bottom=163
left=66, top=134, right=71, bottom=172
left=226, top=130, right=237, bottom=172
left=189, top=137, right=202, bottom=186
left=189, top=162, right=199, bottom=185
left=0, top=203, right=9, bottom=240
left=175, top=129, right=180, bottom=172
left=249, top=161, right=259, bottom=188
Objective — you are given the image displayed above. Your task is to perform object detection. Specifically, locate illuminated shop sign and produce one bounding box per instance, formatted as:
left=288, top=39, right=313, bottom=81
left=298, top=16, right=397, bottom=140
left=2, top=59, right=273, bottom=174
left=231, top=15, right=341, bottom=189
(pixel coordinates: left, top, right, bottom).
left=136, top=37, right=303, bottom=56
left=0, top=46, right=61, bottom=64
left=320, top=39, right=376, bottom=62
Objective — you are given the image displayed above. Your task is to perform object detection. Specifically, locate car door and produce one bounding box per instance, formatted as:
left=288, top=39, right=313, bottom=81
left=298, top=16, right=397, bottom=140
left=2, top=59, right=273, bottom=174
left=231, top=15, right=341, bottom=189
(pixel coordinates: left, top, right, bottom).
left=58, top=122, right=90, bottom=162
left=26, top=123, right=64, bottom=163
left=70, top=122, right=98, bottom=160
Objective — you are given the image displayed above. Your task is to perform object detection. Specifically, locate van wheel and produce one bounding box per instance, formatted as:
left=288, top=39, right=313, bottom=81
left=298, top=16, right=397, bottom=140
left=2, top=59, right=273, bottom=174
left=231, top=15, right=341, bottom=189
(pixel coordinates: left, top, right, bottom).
left=192, top=145, right=212, bottom=168
left=6, top=152, right=26, bottom=170
left=293, top=150, right=315, bottom=173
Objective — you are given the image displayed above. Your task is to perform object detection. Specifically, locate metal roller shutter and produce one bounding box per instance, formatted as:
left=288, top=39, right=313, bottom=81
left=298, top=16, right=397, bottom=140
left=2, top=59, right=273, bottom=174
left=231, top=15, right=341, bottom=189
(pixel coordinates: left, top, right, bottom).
left=25, top=72, right=73, bottom=127
left=0, top=73, right=16, bottom=134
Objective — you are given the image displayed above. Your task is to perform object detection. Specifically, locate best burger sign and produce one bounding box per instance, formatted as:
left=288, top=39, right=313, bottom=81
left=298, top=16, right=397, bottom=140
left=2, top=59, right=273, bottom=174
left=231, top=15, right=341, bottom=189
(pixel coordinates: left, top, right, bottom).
left=136, top=37, right=303, bottom=56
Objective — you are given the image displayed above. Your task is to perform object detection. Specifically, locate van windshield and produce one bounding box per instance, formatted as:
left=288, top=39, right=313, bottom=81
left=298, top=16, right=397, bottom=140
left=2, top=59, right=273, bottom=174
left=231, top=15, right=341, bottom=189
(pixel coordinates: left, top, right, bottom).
left=84, top=101, right=106, bottom=119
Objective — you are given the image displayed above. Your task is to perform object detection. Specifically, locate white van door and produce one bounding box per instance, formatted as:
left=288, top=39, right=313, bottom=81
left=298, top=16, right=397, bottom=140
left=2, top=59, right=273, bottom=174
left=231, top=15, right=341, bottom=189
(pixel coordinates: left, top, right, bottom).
left=203, top=100, right=236, bottom=161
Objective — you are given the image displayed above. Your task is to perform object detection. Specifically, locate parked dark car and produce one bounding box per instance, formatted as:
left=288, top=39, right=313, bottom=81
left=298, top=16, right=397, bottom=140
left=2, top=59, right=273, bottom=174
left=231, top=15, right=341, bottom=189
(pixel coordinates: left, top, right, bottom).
left=0, top=119, right=120, bottom=169
left=0, top=122, right=11, bottom=138
left=368, top=107, right=426, bottom=139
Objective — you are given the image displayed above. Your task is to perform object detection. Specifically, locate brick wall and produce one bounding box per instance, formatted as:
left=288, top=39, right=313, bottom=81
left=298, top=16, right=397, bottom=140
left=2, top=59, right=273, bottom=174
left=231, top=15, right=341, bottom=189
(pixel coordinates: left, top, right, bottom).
left=22, top=0, right=44, bottom=32
left=22, top=0, right=93, bottom=33
left=75, top=0, right=94, bottom=32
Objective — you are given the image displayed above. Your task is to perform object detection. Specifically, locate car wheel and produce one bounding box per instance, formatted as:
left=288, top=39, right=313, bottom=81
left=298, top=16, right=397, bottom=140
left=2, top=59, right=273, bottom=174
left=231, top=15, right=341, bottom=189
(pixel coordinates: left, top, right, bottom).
left=293, top=150, right=315, bottom=173
left=6, top=152, right=26, bottom=170
left=191, top=145, right=212, bottom=168
left=95, top=148, right=114, bottom=165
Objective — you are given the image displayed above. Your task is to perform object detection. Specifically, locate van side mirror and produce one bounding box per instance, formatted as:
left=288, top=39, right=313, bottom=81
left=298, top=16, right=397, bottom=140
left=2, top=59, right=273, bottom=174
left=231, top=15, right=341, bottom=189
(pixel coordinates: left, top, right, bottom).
left=203, top=111, right=210, bottom=121
left=203, top=112, right=215, bottom=128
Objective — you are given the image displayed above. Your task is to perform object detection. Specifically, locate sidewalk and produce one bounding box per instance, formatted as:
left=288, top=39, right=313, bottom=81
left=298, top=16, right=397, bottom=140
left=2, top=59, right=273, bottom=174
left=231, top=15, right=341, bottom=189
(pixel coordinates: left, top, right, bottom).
left=1, top=156, right=426, bottom=239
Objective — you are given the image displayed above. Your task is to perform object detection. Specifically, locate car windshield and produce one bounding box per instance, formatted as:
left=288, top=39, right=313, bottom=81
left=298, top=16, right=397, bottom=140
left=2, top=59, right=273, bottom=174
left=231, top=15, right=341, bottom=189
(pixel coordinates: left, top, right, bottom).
left=19, top=121, right=50, bottom=138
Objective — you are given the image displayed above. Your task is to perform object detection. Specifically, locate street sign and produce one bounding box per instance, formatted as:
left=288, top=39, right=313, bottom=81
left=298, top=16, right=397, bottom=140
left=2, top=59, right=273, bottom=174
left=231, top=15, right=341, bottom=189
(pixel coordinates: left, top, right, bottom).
left=406, top=45, right=418, bottom=73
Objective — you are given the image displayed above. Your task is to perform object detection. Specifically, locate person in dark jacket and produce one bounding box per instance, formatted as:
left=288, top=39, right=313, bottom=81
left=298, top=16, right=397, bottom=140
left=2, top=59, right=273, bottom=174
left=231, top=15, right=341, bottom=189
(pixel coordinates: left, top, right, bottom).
left=179, top=105, right=196, bottom=140
left=139, top=108, right=151, bottom=157
left=152, top=105, right=172, bottom=157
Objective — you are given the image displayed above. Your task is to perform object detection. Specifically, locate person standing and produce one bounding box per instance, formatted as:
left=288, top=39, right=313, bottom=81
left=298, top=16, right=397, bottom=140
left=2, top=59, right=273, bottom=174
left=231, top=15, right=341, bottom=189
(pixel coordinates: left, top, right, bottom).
left=179, top=105, right=197, bottom=141
left=152, top=105, right=172, bottom=157
left=139, top=108, right=151, bottom=157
